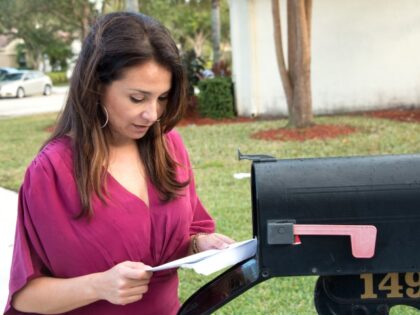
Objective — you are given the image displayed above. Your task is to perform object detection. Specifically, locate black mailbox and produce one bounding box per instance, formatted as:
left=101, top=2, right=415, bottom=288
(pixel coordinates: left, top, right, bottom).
left=179, top=153, right=420, bottom=315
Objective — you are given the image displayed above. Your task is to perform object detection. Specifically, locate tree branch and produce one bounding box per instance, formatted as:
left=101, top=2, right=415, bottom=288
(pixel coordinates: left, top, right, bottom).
left=271, top=0, right=293, bottom=111
left=287, top=0, right=296, bottom=87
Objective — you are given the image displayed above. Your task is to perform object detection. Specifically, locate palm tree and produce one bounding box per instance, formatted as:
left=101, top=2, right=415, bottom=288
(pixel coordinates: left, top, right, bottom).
left=125, top=0, right=138, bottom=12
left=211, top=0, right=221, bottom=64
left=272, top=0, right=313, bottom=128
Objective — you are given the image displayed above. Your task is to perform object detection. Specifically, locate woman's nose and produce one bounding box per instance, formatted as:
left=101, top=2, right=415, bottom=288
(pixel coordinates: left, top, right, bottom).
left=141, top=99, right=159, bottom=122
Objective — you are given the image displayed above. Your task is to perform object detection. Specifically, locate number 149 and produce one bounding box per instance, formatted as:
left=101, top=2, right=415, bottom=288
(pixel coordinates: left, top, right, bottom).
left=360, top=273, right=420, bottom=299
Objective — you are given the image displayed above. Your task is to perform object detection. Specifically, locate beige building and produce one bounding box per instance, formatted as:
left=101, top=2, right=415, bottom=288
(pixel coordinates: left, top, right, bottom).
left=0, top=36, right=22, bottom=68
left=229, top=0, right=420, bottom=117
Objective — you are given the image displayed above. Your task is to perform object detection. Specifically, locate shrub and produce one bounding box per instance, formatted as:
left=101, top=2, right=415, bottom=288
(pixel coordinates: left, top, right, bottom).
left=197, top=77, right=235, bottom=119
left=181, top=50, right=206, bottom=96
left=48, top=72, right=68, bottom=85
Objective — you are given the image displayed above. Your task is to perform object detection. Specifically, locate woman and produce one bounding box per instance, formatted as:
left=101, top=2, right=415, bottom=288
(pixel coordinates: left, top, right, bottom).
left=5, top=12, right=233, bottom=315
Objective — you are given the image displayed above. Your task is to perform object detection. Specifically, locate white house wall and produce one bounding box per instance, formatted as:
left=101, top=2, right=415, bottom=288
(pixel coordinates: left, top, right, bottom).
left=229, top=0, right=420, bottom=116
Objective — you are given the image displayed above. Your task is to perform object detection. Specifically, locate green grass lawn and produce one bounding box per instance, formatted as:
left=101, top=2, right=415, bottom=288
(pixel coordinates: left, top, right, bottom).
left=1, top=113, right=420, bottom=314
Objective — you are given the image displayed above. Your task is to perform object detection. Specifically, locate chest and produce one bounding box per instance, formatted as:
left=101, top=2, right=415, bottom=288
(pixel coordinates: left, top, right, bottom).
left=107, top=151, right=149, bottom=206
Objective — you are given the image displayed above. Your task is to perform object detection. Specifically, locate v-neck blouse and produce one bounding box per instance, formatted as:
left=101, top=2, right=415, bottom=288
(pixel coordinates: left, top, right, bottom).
left=5, top=130, right=215, bottom=315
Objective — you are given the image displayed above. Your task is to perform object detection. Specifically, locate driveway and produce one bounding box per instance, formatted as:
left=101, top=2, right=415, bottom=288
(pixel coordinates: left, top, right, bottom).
left=0, top=86, right=68, bottom=118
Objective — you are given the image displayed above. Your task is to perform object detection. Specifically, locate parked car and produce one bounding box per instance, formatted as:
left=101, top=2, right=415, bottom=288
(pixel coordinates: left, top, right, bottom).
left=0, top=67, right=18, bottom=81
left=0, top=70, right=53, bottom=98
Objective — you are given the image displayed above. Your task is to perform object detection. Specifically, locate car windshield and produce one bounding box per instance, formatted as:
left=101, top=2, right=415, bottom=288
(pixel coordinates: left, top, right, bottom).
left=2, top=73, right=23, bottom=81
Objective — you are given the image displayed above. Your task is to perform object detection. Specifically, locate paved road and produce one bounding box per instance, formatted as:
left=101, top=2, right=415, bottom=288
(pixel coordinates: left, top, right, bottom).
left=0, top=86, right=68, bottom=118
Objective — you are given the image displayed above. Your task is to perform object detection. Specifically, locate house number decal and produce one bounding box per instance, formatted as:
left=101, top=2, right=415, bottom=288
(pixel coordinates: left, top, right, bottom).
left=360, top=273, right=420, bottom=299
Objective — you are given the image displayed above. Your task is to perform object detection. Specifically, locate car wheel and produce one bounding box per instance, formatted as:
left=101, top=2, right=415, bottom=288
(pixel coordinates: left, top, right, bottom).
left=43, top=85, right=52, bottom=96
left=16, top=87, right=25, bottom=99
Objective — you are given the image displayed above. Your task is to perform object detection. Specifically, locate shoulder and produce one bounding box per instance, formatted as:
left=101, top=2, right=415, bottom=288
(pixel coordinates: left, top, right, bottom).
left=19, top=136, right=80, bottom=220
left=25, top=136, right=73, bottom=184
left=32, top=136, right=73, bottom=171
left=165, top=129, right=184, bottom=147
left=164, top=129, right=189, bottom=164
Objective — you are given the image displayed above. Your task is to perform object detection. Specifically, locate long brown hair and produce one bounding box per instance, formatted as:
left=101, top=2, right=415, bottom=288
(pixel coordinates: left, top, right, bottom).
left=45, top=12, right=188, bottom=218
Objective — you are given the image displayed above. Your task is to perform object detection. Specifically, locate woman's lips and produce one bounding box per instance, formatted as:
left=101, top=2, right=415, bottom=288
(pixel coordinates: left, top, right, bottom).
left=133, top=124, right=149, bottom=132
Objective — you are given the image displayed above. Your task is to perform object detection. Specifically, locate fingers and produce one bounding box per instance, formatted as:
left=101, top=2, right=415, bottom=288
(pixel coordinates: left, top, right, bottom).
left=119, top=261, right=152, bottom=281
left=119, top=294, right=144, bottom=305
left=118, top=295, right=142, bottom=305
left=112, top=276, right=149, bottom=305
left=120, top=260, right=151, bottom=272
left=209, top=236, right=229, bottom=249
left=198, top=233, right=236, bottom=251
left=119, top=283, right=149, bottom=298
left=100, top=261, right=152, bottom=306
left=112, top=285, right=149, bottom=305
left=120, top=277, right=150, bottom=288
left=214, top=233, right=236, bottom=245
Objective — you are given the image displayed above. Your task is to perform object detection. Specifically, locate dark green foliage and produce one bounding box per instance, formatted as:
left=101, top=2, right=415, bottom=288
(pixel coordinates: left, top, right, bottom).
left=138, top=0, right=231, bottom=56
left=45, top=41, right=72, bottom=71
left=0, top=0, right=95, bottom=69
left=16, top=43, right=28, bottom=68
left=48, top=72, right=68, bottom=85
left=197, top=77, right=234, bottom=119
left=182, top=49, right=206, bottom=96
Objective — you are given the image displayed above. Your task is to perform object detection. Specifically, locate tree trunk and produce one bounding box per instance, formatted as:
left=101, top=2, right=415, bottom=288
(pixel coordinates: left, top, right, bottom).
left=211, top=0, right=221, bottom=64
left=125, top=0, right=138, bottom=12
left=271, top=0, right=293, bottom=114
left=272, top=0, right=313, bottom=128
left=24, top=43, right=41, bottom=70
left=290, top=0, right=313, bottom=127
left=80, top=1, right=91, bottom=40
left=287, top=0, right=296, bottom=102
left=305, top=0, right=312, bottom=44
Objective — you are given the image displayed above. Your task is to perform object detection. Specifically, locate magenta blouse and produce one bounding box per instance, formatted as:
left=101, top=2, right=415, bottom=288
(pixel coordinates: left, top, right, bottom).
left=4, top=130, right=215, bottom=315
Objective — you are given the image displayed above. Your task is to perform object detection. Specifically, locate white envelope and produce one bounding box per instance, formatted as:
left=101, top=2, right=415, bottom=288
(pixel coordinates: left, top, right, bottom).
left=148, top=238, right=257, bottom=275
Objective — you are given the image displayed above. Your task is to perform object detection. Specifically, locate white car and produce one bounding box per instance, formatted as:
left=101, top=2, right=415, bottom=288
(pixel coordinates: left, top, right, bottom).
left=0, top=67, right=18, bottom=80
left=0, top=70, right=53, bottom=98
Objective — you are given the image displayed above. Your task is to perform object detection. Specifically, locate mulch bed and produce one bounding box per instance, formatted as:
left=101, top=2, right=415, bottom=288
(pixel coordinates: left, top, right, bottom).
left=178, top=116, right=255, bottom=127
left=45, top=108, right=420, bottom=142
left=364, top=108, right=420, bottom=123
left=181, top=108, right=420, bottom=142
left=250, top=124, right=357, bottom=142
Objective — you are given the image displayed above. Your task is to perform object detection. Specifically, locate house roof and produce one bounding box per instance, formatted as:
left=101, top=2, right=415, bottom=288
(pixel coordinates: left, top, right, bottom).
left=0, top=35, right=12, bottom=49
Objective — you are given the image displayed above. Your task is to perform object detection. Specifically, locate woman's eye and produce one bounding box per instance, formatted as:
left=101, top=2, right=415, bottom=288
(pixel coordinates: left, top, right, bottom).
left=158, top=96, right=169, bottom=103
left=130, top=96, right=144, bottom=103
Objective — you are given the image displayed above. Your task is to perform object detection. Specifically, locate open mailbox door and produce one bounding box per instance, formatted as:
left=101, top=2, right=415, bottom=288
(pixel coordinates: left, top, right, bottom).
left=179, top=153, right=420, bottom=315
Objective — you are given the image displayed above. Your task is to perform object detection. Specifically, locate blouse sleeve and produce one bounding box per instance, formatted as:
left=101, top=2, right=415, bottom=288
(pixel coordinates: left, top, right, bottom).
left=187, top=173, right=216, bottom=236
left=165, top=130, right=216, bottom=236
left=4, top=159, right=52, bottom=315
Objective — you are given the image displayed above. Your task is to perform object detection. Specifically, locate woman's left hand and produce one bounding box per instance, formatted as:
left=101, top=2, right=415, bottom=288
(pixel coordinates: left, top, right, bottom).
left=194, top=233, right=235, bottom=253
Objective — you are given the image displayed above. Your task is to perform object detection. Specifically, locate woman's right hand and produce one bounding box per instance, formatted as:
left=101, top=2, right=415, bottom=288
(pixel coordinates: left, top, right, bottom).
left=94, top=261, right=152, bottom=305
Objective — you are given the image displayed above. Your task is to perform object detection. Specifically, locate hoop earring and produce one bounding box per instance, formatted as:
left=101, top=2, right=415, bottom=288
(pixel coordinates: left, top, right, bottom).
left=101, top=107, right=109, bottom=128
